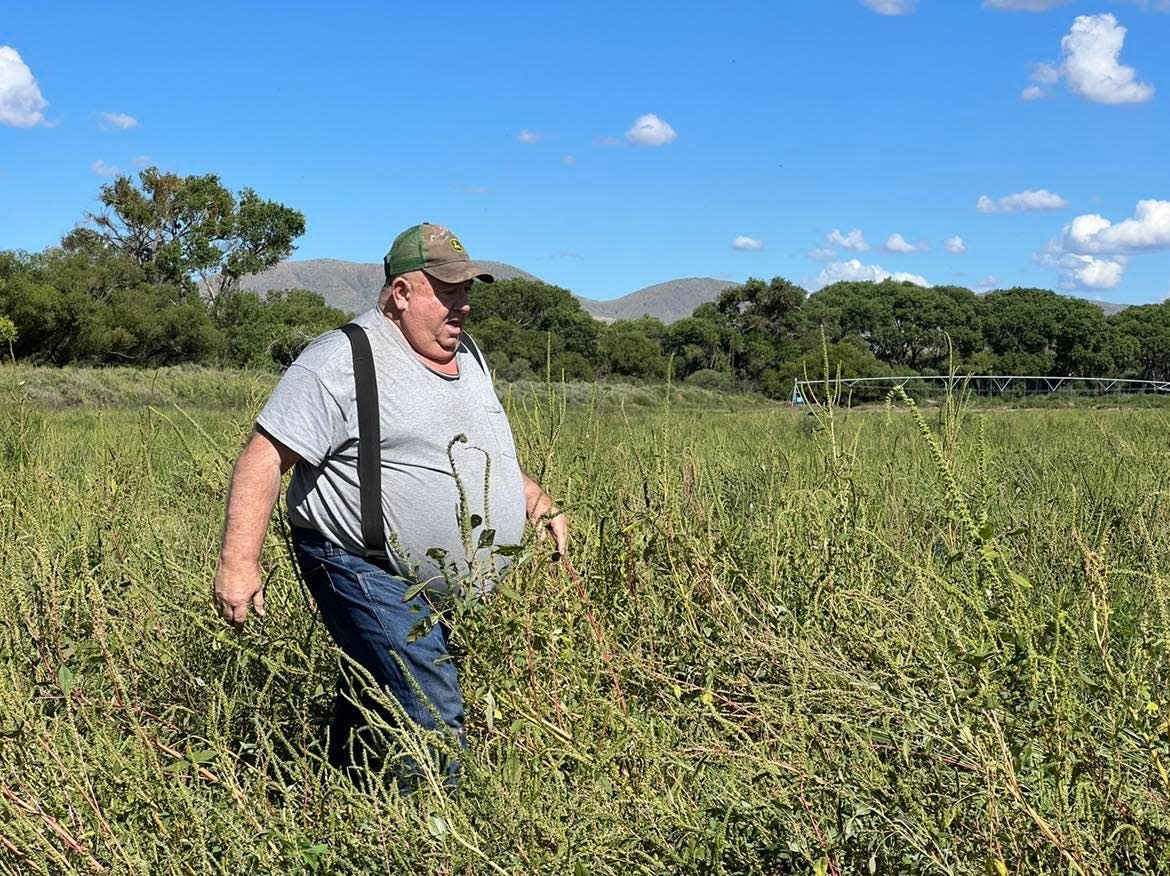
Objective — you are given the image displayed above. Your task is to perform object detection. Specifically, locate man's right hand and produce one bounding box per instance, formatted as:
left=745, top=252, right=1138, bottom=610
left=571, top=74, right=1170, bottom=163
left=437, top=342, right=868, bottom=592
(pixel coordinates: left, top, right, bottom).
left=213, top=560, right=266, bottom=630
left=212, top=428, right=299, bottom=631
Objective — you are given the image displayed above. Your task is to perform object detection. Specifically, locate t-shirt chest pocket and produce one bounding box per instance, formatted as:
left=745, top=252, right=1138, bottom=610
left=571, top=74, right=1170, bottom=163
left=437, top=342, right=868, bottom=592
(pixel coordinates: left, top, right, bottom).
left=482, top=403, right=518, bottom=460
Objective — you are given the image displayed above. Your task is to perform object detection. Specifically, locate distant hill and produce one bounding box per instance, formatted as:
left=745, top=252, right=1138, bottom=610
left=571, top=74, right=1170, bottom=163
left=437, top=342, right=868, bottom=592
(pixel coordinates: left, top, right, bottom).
left=1087, top=298, right=1127, bottom=316
left=577, top=278, right=739, bottom=324
left=234, top=259, right=540, bottom=315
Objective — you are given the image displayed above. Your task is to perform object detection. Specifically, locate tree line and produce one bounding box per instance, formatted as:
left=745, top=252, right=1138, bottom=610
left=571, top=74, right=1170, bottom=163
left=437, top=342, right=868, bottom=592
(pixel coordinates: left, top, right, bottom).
left=0, top=168, right=346, bottom=370
left=471, top=275, right=1170, bottom=398
left=4, top=168, right=1170, bottom=396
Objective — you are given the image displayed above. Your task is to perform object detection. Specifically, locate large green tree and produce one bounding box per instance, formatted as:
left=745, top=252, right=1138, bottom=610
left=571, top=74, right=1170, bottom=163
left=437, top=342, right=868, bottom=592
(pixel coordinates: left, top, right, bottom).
left=598, top=319, right=667, bottom=380
left=63, top=167, right=305, bottom=300
left=469, top=278, right=599, bottom=358
left=0, top=246, right=222, bottom=365
left=802, top=280, right=980, bottom=372
left=213, top=288, right=350, bottom=368
left=663, top=316, right=727, bottom=378
left=468, top=278, right=601, bottom=379
left=1108, top=303, right=1170, bottom=380
left=977, top=288, right=1128, bottom=376
left=709, top=277, right=806, bottom=381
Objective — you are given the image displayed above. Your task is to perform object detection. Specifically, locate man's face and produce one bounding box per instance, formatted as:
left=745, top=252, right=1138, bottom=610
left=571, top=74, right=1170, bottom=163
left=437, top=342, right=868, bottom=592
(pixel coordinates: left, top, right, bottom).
left=395, top=270, right=472, bottom=361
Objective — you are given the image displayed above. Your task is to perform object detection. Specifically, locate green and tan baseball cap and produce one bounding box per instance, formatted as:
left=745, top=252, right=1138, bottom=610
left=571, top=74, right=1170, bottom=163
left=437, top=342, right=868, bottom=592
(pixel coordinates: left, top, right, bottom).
left=383, top=223, right=495, bottom=285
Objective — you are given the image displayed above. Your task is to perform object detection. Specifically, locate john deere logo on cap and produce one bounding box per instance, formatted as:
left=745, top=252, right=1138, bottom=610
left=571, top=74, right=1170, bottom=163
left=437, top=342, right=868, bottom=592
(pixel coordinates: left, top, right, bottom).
left=449, top=238, right=465, bottom=254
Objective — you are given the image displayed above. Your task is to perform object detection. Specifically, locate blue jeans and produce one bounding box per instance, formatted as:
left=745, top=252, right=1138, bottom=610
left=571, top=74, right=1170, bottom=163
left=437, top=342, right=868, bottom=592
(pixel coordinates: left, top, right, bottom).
left=290, top=527, right=465, bottom=781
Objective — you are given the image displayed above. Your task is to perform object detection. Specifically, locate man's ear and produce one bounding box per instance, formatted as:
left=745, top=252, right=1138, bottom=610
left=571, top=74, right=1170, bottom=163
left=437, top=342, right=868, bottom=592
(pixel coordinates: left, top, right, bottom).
left=391, top=276, right=412, bottom=312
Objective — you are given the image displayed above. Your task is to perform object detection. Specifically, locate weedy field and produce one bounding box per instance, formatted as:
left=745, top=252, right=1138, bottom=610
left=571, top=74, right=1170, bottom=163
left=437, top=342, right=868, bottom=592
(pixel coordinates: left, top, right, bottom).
left=1, top=367, right=1169, bottom=875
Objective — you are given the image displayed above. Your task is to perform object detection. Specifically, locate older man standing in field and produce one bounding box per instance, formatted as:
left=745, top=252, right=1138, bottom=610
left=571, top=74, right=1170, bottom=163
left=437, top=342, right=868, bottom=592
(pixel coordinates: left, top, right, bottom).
left=212, top=222, right=567, bottom=776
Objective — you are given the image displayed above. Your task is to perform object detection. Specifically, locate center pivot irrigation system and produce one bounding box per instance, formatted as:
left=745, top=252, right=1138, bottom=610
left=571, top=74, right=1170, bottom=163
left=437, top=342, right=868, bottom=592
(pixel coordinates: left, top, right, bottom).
left=790, top=374, right=1170, bottom=405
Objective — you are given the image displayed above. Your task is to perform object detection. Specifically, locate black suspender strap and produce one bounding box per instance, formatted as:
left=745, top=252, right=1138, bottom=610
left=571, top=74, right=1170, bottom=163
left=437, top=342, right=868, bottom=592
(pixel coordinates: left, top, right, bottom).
left=340, top=323, right=388, bottom=563
left=461, top=332, right=486, bottom=375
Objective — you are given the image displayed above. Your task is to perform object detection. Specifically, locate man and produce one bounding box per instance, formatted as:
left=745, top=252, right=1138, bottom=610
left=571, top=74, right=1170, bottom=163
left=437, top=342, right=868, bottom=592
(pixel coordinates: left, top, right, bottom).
left=212, top=222, right=567, bottom=774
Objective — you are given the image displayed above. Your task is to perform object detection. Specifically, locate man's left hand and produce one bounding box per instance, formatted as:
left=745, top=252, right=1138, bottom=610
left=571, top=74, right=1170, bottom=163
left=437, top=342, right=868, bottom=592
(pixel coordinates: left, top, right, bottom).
left=522, top=472, right=570, bottom=562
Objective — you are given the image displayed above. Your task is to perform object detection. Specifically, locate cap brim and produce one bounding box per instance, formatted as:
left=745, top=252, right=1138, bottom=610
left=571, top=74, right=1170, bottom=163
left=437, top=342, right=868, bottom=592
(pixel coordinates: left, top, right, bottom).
left=424, top=261, right=495, bottom=284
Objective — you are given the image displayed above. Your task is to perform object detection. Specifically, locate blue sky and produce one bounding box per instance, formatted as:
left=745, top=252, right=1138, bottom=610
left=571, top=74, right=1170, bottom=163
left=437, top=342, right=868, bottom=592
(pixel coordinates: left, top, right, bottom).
left=1, top=0, right=1168, bottom=302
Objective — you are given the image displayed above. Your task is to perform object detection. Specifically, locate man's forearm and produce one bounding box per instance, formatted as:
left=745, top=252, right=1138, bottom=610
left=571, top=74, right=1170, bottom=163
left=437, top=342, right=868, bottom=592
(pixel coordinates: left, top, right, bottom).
left=219, top=437, right=284, bottom=569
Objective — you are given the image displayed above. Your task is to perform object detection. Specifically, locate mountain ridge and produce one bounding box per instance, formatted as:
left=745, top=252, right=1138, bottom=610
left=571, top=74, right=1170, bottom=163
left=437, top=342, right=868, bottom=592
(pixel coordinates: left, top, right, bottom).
left=233, top=259, right=539, bottom=315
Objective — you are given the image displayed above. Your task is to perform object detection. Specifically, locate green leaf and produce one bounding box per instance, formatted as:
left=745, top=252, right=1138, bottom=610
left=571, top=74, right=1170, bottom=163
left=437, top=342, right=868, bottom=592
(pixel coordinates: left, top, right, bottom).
left=483, top=690, right=497, bottom=734
left=477, top=528, right=496, bottom=549
left=300, top=843, right=328, bottom=867
left=470, top=514, right=483, bottom=528
left=574, top=863, right=591, bottom=876
left=187, top=749, right=216, bottom=765
left=407, top=616, right=436, bottom=644
left=426, top=814, right=449, bottom=839
left=57, top=665, right=75, bottom=697
left=403, top=581, right=428, bottom=602
left=1009, top=572, right=1032, bottom=590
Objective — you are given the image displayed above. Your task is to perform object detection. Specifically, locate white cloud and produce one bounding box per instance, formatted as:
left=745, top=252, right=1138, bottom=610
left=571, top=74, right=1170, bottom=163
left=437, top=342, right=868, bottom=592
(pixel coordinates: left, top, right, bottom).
left=813, top=259, right=930, bottom=291
left=594, top=135, right=621, bottom=147
left=1063, top=14, right=1154, bottom=104
left=977, top=189, right=1068, bottom=214
left=90, top=159, right=119, bottom=177
left=563, top=154, right=576, bottom=165
left=98, top=111, right=138, bottom=130
left=731, top=236, right=764, bottom=251
left=945, top=235, right=968, bottom=254
left=517, top=129, right=542, bottom=144
left=0, top=46, right=48, bottom=127
left=624, top=113, right=677, bottom=147
left=884, top=233, right=929, bottom=253
left=974, top=275, right=1001, bottom=293
left=1044, top=249, right=1129, bottom=289
left=1037, top=198, right=1170, bottom=291
left=827, top=227, right=869, bottom=251
left=1021, top=62, right=1062, bottom=99
left=860, top=0, right=917, bottom=13
left=1036, top=238, right=1129, bottom=290
left=1024, top=14, right=1155, bottom=104
left=1030, top=63, right=1062, bottom=85
left=807, top=247, right=838, bottom=261
left=132, top=155, right=152, bottom=168
left=1066, top=254, right=1128, bottom=288
left=1062, top=200, right=1170, bottom=253
left=984, top=0, right=1071, bottom=10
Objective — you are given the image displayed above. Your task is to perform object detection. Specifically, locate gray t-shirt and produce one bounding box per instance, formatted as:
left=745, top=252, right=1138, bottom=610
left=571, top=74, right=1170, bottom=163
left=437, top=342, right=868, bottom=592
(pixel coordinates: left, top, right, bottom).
left=256, top=307, right=527, bottom=592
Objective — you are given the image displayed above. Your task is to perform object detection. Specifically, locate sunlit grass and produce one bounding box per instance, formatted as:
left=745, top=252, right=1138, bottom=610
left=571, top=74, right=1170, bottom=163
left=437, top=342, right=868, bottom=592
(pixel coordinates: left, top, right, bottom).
left=1, top=366, right=1168, bottom=874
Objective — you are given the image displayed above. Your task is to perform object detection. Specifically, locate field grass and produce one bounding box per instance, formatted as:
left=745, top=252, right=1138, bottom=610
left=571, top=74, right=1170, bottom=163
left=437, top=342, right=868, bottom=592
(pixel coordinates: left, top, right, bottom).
left=2, top=364, right=773, bottom=413
left=1, top=366, right=1169, bottom=874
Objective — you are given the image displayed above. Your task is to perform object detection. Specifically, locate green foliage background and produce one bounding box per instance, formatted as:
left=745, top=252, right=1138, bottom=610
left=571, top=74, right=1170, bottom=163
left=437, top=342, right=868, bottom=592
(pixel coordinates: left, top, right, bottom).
left=1, top=371, right=1168, bottom=873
